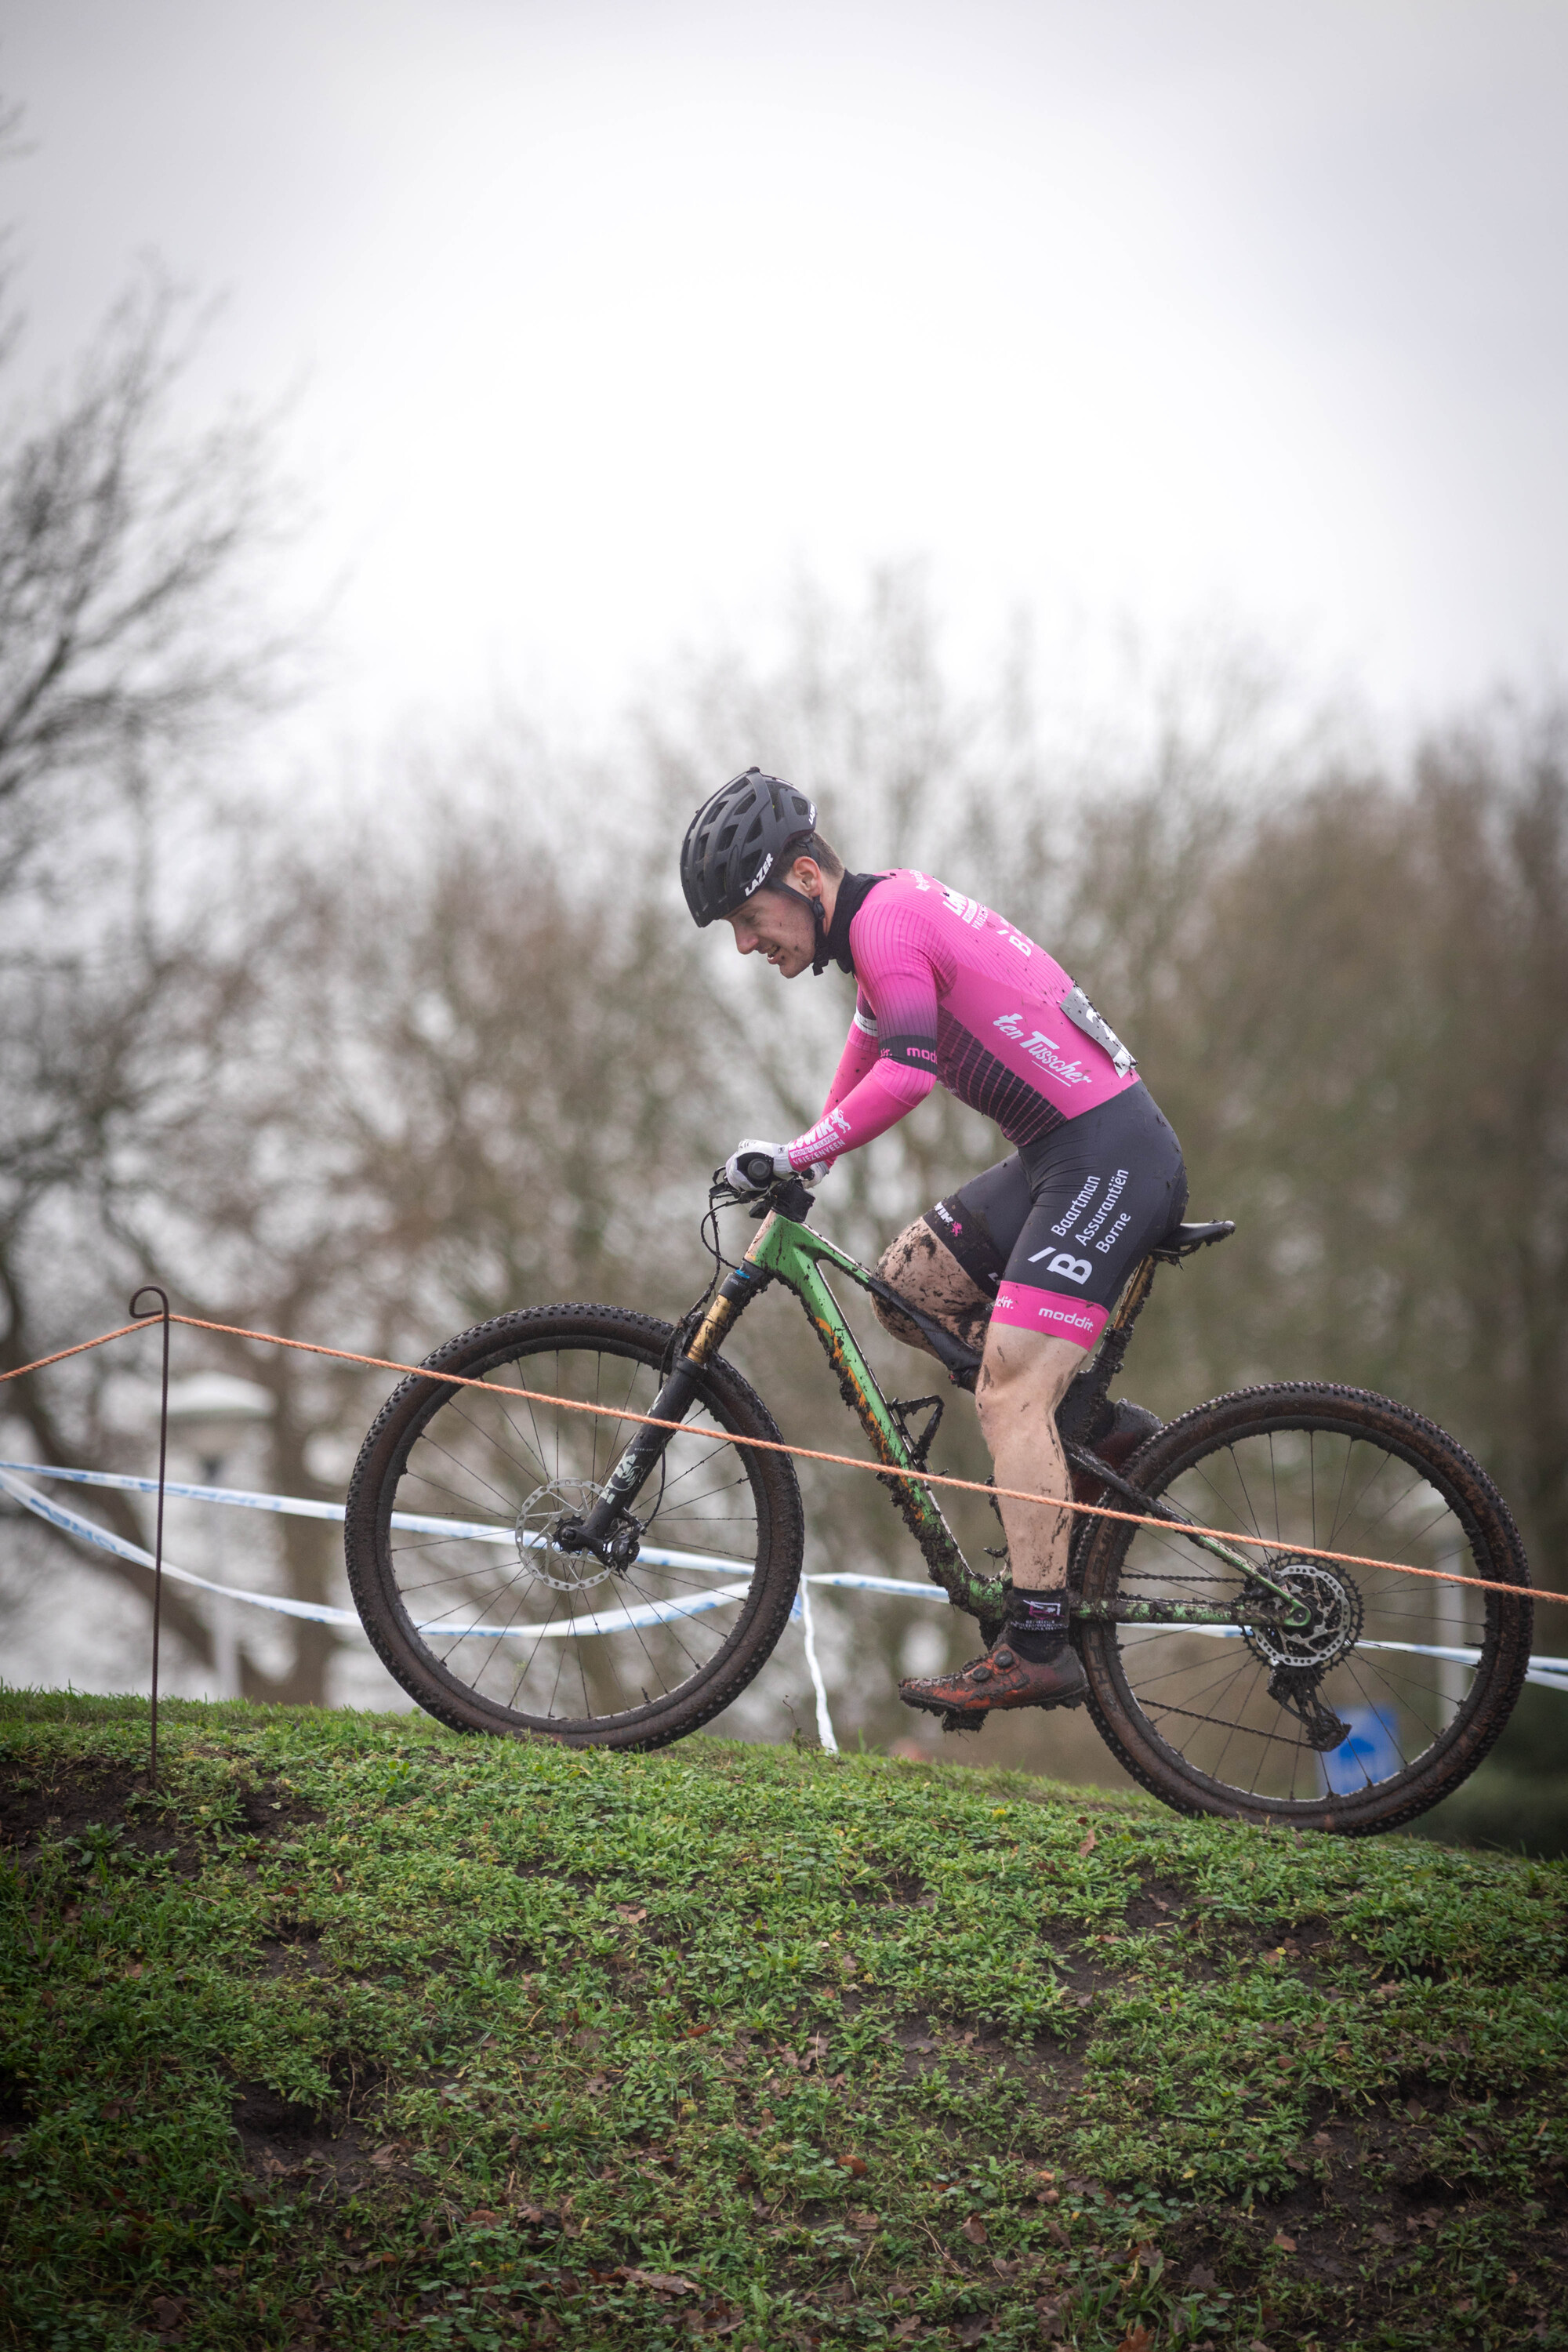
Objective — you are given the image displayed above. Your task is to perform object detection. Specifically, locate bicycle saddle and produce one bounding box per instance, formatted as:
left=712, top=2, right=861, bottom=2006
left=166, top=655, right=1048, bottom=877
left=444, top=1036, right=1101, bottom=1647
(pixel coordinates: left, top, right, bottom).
left=1151, top=1219, right=1236, bottom=1261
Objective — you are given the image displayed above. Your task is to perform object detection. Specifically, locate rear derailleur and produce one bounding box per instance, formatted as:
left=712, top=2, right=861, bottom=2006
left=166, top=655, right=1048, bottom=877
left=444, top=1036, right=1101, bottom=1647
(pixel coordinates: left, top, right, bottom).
left=1266, top=1664, right=1351, bottom=1753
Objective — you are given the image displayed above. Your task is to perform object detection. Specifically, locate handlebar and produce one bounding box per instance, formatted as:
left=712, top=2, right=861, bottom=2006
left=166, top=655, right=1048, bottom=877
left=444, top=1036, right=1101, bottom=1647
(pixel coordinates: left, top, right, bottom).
left=709, top=1169, right=818, bottom=1223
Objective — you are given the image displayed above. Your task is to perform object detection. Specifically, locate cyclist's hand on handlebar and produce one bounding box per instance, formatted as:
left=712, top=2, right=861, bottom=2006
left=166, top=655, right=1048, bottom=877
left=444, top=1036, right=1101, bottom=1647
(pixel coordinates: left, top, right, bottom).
left=724, top=1139, right=831, bottom=1193
left=724, top=1139, right=789, bottom=1192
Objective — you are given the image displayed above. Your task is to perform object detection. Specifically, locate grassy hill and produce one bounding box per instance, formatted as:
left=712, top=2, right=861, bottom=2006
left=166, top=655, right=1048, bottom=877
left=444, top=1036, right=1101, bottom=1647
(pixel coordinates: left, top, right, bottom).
left=2, top=1693, right=1566, bottom=2351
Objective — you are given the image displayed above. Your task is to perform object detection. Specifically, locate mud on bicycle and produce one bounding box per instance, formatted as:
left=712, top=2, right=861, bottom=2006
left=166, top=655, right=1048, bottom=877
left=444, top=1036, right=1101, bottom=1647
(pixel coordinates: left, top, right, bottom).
left=345, top=1169, right=1532, bottom=1837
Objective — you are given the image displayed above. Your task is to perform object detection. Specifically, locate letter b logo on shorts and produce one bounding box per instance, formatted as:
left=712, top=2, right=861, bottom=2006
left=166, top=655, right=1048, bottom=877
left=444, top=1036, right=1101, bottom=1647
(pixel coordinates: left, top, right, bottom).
left=1029, top=1248, right=1093, bottom=1285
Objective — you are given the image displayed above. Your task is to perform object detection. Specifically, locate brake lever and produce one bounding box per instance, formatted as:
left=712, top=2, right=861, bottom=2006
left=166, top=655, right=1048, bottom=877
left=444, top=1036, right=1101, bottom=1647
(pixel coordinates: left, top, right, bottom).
left=709, top=1173, right=816, bottom=1217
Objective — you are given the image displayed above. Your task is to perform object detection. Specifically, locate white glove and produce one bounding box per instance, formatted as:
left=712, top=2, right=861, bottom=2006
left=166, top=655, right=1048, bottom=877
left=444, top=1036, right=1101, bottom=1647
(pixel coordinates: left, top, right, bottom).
left=724, top=1140, right=831, bottom=1192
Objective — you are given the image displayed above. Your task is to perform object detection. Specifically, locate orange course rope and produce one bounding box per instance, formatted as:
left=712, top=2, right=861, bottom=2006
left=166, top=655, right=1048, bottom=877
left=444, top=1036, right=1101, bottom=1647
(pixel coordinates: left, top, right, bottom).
left=0, top=1322, right=147, bottom=1381
left=4, top=1310, right=1550, bottom=1610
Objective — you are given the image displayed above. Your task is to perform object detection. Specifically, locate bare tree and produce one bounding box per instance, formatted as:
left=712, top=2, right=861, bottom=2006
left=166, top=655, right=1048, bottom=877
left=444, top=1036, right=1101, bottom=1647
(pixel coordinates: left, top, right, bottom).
left=0, top=271, right=299, bottom=1664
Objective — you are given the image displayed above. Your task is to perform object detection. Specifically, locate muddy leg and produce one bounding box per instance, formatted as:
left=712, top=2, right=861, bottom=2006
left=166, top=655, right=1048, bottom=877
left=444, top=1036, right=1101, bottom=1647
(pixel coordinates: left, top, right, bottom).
left=873, top=1221, right=992, bottom=1356
left=974, top=1324, right=1083, bottom=1591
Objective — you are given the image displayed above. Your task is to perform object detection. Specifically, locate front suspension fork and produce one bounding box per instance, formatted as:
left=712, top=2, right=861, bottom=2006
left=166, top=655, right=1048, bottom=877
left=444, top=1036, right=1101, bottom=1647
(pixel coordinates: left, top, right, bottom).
left=561, top=1254, right=769, bottom=1559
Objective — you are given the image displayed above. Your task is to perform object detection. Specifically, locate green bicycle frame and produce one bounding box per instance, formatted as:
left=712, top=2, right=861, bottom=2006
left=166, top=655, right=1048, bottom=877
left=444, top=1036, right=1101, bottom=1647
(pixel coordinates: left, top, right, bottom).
left=746, top=1208, right=1008, bottom=1621
left=736, top=1205, right=1303, bottom=1635
left=575, top=1188, right=1302, bottom=1635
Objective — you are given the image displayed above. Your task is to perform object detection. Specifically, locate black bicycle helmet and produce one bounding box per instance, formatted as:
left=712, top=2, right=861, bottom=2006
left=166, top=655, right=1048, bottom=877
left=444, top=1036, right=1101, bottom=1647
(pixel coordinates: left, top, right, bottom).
left=680, top=768, right=818, bottom=927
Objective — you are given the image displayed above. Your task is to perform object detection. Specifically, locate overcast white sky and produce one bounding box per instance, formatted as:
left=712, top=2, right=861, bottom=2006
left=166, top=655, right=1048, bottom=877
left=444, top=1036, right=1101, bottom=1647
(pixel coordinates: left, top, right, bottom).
left=5, top=0, right=1567, bottom=748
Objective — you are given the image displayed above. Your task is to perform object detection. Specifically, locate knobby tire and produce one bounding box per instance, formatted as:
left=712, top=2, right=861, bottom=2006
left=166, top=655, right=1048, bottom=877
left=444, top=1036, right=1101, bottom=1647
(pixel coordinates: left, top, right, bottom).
left=1074, top=1381, right=1532, bottom=1834
left=344, top=1305, right=804, bottom=1748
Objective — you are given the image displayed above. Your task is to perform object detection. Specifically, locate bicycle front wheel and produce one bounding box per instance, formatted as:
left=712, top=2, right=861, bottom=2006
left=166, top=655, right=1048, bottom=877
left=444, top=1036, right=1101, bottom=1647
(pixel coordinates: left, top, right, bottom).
left=344, top=1305, right=804, bottom=1748
left=1076, top=1382, right=1532, bottom=1834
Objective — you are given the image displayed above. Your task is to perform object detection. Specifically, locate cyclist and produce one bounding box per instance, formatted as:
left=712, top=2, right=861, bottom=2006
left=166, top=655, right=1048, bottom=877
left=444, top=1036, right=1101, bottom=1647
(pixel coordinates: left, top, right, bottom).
left=681, top=767, right=1187, bottom=1726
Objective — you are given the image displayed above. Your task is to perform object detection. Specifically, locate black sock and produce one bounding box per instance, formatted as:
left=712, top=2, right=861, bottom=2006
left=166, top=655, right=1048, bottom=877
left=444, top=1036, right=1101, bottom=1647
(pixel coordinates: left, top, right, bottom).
left=1004, top=1592, right=1067, bottom=1661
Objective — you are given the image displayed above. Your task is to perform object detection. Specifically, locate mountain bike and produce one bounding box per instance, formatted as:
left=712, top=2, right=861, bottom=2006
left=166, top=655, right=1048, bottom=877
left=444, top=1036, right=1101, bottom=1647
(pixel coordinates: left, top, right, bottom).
left=344, top=1173, right=1532, bottom=1834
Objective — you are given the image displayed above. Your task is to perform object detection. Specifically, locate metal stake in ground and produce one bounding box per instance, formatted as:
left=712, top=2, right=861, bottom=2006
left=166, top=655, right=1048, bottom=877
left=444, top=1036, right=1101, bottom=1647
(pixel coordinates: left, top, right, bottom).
left=129, top=1287, right=172, bottom=1785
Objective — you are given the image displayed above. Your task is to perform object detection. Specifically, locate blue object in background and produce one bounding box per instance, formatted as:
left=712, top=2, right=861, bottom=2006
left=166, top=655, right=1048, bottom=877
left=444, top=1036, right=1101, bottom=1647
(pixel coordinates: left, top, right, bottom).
left=1323, top=1705, right=1403, bottom=1795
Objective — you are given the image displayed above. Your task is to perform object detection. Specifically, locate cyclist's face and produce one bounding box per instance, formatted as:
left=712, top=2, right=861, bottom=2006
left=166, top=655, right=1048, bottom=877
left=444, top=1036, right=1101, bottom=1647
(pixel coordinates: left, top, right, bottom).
left=724, top=860, right=823, bottom=977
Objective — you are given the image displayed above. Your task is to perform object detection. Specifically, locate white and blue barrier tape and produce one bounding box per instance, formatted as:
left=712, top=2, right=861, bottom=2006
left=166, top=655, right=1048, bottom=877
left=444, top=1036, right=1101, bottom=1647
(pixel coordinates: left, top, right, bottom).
left=5, top=1462, right=1568, bottom=1760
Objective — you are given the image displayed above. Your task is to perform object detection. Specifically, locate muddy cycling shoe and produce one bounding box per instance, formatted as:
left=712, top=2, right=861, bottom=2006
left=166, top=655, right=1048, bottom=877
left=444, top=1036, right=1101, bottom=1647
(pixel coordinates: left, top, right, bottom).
left=898, top=1637, right=1089, bottom=1730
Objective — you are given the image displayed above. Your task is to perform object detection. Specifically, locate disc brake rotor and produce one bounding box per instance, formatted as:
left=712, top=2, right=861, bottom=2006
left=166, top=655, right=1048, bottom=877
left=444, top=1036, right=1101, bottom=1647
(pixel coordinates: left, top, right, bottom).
left=514, top=1476, right=621, bottom=1593
left=1243, top=1559, right=1363, bottom=1673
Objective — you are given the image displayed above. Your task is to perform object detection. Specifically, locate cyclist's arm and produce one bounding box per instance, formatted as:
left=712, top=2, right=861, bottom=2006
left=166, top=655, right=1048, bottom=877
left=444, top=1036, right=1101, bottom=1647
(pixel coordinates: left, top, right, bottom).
left=819, top=993, right=880, bottom=1114
left=783, top=960, right=938, bottom=1172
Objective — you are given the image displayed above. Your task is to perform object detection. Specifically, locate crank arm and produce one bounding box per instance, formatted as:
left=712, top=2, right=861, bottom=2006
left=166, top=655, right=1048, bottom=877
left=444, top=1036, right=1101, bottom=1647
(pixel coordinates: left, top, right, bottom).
left=1065, top=1443, right=1312, bottom=1629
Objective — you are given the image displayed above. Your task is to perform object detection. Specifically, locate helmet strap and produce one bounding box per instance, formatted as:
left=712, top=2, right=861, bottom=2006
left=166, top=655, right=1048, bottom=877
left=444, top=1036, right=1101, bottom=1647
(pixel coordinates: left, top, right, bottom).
left=773, top=882, right=829, bottom=976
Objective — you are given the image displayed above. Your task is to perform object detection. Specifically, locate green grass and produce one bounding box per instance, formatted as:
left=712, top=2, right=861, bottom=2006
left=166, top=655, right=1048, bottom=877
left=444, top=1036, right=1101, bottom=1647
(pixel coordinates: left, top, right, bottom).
left=3, top=1693, right=1567, bottom=2350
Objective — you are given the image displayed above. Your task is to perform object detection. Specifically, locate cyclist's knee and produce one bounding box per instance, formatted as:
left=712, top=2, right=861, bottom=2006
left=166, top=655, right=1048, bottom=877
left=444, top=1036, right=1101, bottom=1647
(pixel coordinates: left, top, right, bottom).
left=976, top=1327, right=1080, bottom=1440
left=875, top=1221, right=991, bottom=1353
left=873, top=1225, right=938, bottom=1349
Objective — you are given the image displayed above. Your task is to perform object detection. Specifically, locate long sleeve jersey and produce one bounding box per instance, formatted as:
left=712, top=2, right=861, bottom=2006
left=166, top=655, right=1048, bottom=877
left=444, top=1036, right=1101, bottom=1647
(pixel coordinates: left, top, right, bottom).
left=782, top=869, right=1138, bottom=1174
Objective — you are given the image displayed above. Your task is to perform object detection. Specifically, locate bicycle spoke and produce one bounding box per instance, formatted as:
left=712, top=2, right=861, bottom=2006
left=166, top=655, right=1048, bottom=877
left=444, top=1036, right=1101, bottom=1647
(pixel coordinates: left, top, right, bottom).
left=1085, top=1394, right=1521, bottom=1825
left=368, top=1329, right=776, bottom=1735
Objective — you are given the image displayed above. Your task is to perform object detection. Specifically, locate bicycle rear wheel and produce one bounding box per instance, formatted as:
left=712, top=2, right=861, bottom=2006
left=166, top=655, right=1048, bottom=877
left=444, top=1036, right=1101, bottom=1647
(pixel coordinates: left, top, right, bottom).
left=344, top=1305, right=804, bottom=1748
left=1076, top=1382, right=1532, bottom=1833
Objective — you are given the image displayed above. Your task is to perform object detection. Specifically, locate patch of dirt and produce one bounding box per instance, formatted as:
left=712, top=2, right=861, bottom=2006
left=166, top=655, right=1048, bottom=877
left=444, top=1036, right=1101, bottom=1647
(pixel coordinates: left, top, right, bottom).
left=235, top=1783, right=321, bottom=1839
left=0, top=1759, right=318, bottom=1878
left=256, top=1920, right=330, bottom=1978
left=0, top=2065, right=35, bottom=2131
left=851, top=1867, right=931, bottom=1910
left=1123, top=1872, right=1195, bottom=1931
left=230, top=2072, right=391, bottom=2194
left=0, top=1761, right=199, bottom=1874
left=232, top=2078, right=323, bottom=2146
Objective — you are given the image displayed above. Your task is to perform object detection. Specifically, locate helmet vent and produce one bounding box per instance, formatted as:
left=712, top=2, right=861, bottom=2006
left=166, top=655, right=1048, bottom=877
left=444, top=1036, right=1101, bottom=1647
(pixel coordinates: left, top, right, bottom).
left=679, top=769, right=819, bottom=927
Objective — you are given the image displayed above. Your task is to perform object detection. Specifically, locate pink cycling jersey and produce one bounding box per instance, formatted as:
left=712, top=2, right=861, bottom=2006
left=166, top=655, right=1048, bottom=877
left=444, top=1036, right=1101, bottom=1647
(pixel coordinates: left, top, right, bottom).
left=783, top=870, right=1138, bottom=1174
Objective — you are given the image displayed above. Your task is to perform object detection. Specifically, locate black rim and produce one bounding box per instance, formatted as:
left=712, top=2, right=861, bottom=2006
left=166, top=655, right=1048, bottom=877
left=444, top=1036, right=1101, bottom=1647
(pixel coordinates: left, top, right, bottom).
left=377, top=1337, right=771, bottom=1733
left=1095, top=1414, right=1504, bottom=1812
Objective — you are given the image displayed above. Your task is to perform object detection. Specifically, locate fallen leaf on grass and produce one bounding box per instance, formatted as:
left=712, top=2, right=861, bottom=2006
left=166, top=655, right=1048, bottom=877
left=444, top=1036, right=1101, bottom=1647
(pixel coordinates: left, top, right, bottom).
left=1078, top=1831, right=1097, bottom=1858
left=1185, top=2263, right=1220, bottom=2293
left=1036, top=2298, right=1066, bottom=2342
left=615, top=1904, right=647, bottom=1923
left=368, top=2145, right=402, bottom=2169
left=1114, top=2327, right=1152, bottom=2352
left=1370, top=2223, right=1399, bottom=2247
left=839, top=2154, right=869, bottom=2177
left=466, top=2207, right=506, bottom=2227
left=151, top=2296, right=191, bottom=2336
left=623, top=2268, right=701, bottom=2296
left=952, top=2318, right=989, bottom=2346
left=1272, top=2230, right=1298, bottom=2252
left=959, top=2213, right=988, bottom=2244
